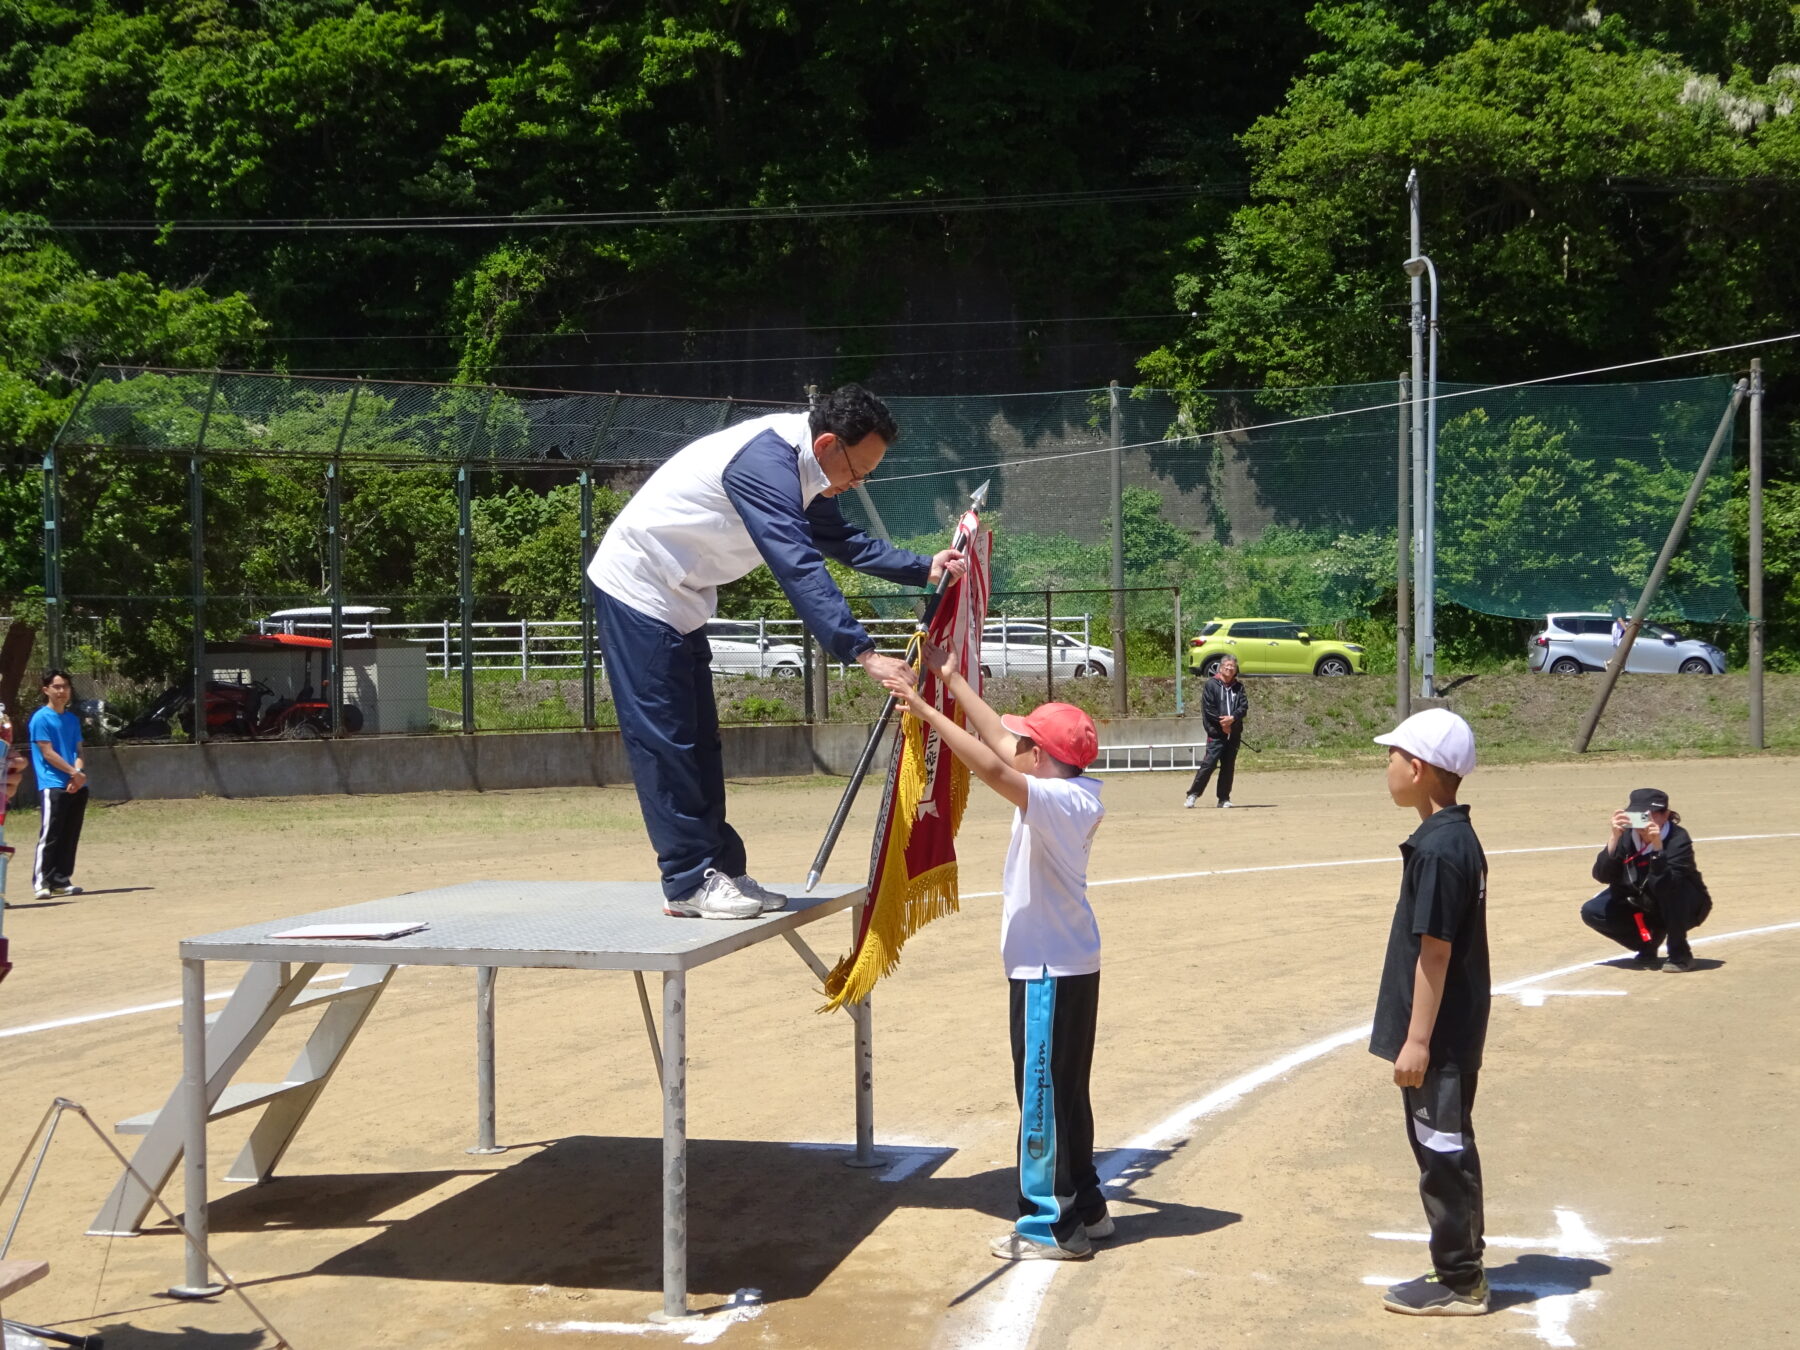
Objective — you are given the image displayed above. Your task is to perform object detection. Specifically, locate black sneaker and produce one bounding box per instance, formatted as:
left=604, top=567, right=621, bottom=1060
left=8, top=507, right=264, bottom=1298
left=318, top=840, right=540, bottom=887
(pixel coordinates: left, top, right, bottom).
left=1382, top=1270, right=1489, bottom=1316
left=1664, top=956, right=1695, bottom=972
left=1629, top=949, right=1663, bottom=971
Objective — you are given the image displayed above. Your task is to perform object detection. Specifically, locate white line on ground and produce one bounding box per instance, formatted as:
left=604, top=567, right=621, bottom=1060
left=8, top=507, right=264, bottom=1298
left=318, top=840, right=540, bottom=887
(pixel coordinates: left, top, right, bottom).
left=1510, top=989, right=1628, bottom=1007
left=940, top=919, right=1800, bottom=1350
left=7, top=835, right=1792, bottom=1043
left=0, top=970, right=347, bottom=1041
left=1370, top=1208, right=1656, bottom=1346
left=531, top=1289, right=763, bottom=1343
left=960, top=832, right=1800, bottom=900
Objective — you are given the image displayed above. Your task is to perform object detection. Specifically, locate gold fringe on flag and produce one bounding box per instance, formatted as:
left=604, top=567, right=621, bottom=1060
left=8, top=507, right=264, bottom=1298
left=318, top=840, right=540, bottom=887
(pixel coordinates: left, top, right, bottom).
left=818, top=698, right=972, bottom=1012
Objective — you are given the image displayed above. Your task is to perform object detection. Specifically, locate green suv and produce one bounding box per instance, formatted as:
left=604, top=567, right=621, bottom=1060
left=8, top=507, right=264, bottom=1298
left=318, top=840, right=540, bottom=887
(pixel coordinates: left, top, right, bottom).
left=1187, top=618, right=1365, bottom=677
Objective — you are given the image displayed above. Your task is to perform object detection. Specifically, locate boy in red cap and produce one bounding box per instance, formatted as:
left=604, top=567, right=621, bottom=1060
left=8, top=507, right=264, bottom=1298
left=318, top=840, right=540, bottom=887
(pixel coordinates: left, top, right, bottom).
left=884, top=643, right=1109, bottom=1261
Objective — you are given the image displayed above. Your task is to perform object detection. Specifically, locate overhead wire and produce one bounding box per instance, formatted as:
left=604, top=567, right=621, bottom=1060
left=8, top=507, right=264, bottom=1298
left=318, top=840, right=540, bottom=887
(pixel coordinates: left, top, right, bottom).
left=875, top=330, right=1800, bottom=483
left=9, top=183, right=1245, bottom=234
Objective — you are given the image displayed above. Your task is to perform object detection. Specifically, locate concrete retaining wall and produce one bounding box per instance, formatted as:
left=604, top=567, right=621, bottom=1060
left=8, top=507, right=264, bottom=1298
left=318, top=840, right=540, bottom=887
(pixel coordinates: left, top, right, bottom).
left=75, top=714, right=1205, bottom=801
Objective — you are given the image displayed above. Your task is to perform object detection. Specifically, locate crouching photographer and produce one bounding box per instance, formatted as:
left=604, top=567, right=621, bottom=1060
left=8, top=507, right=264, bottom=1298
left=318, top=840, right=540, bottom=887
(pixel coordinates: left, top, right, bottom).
left=1580, top=787, right=1712, bottom=972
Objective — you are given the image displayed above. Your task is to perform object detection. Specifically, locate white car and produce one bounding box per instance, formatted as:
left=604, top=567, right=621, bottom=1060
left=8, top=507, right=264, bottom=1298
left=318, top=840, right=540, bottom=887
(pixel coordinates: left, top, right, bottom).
left=704, top=621, right=805, bottom=677
left=1528, top=612, right=1725, bottom=674
left=978, top=622, right=1112, bottom=678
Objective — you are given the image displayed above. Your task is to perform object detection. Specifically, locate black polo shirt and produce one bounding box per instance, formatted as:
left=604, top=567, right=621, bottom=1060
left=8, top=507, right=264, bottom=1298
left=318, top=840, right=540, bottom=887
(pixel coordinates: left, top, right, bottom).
left=1369, top=804, right=1490, bottom=1073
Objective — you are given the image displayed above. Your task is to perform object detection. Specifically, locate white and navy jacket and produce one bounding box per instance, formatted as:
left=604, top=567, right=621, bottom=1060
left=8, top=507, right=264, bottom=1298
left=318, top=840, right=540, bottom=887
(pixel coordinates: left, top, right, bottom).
left=587, top=412, right=932, bottom=662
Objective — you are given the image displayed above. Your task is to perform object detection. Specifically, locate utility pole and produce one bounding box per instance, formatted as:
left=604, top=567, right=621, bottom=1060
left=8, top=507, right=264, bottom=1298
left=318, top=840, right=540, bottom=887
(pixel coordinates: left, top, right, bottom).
left=1406, top=169, right=1428, bottom=697
left=1749, top=358, right=1765, bottom=749
left=1108, top=381, right=1128, bottom=716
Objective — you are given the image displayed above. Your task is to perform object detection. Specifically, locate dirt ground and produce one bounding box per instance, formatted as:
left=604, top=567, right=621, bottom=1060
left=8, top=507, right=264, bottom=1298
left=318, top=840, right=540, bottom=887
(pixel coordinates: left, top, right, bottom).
left=2, top=753, right=1796, bottom=1350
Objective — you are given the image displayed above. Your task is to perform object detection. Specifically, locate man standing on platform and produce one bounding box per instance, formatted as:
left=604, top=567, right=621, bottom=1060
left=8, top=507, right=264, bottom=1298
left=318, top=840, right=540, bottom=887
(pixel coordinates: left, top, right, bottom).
left=589, top=385, right=965, bottom=920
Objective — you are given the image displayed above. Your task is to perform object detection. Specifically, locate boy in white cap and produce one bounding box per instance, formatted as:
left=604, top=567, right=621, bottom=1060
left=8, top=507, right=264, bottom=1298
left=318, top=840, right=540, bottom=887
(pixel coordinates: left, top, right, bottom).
left=1368, top=708, right=1491, bottom=1316
left=884, top=644, right=1109, bottom=1262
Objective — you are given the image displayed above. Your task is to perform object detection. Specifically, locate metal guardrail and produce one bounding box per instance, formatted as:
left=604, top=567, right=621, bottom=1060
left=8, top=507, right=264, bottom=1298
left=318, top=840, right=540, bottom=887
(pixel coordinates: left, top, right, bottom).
left=260, top=612, right=1100, bottom=680
left=1087, top=742, right=1208, bottom=773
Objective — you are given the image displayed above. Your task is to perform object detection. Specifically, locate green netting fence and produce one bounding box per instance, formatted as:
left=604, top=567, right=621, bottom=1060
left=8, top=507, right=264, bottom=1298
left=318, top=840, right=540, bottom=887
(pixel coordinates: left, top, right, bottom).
left=19, top=365, right=1745, bottom=733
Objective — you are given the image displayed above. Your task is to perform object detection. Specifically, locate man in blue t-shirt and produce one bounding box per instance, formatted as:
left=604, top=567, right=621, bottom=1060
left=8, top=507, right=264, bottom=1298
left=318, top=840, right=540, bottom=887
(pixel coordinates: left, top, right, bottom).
left=30, top=669, right=88, bottom=900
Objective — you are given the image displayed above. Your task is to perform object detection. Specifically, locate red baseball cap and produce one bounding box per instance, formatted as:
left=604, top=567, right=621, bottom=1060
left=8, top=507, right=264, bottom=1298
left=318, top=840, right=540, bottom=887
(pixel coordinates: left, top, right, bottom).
left=1000, top=703, right=1098, bottom=770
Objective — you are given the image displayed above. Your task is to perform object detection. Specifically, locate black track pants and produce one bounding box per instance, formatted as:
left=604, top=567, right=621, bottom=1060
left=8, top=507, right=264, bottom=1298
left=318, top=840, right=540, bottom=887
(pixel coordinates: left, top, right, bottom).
left=1401, top=1066, right=1484, bottom=1293
left=1185, top=734, right=1240, bottom=802
left=34, top=785, right=88, bottom=891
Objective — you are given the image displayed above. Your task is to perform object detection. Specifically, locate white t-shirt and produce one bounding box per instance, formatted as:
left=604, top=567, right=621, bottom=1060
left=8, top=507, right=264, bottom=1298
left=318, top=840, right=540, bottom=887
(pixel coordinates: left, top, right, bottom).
left=1000, top=775, right=1105, bottom=979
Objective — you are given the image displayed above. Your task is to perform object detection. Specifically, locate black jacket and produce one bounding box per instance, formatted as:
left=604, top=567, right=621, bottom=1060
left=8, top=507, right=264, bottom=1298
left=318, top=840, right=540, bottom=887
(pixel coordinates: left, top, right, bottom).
left=1201, top=676, right=1249, bottom=741
left=1592, top=823, right=1713, bottom=926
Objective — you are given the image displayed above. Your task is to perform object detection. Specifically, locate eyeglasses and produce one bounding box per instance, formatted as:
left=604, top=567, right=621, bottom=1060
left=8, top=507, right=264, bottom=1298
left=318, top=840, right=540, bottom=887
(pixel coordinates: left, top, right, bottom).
left=834, top=436, right=878, bottom=487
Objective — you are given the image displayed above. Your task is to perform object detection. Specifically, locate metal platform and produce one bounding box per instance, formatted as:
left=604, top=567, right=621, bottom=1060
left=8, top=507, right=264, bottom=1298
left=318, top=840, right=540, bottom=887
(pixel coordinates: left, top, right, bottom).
left=95, top=880, right=874, bottom=1321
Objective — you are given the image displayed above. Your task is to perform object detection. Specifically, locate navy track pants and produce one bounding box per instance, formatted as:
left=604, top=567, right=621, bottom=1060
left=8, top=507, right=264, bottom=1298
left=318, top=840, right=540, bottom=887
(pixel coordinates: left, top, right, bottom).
left=595, top=588, right=746, bottom=902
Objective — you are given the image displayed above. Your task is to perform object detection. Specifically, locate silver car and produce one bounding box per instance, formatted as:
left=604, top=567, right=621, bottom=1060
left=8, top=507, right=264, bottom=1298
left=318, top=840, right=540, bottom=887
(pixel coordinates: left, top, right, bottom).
left=1528, top=612, right=1725, bottom=674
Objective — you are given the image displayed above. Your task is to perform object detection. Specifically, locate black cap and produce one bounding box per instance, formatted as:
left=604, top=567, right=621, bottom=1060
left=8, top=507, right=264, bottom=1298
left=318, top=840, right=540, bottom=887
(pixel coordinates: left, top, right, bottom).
left=1626, top=787, right=1669, bottom=813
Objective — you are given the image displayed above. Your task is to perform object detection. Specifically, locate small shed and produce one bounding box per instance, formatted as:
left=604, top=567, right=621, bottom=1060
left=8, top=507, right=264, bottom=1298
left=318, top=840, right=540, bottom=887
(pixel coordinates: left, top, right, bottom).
left=205, top=633, right=431, bottom=734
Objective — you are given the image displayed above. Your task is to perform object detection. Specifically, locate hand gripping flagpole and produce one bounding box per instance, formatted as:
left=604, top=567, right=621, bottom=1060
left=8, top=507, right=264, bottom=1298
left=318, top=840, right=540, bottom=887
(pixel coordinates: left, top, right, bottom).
left=804, top=480, right=989, bottom=894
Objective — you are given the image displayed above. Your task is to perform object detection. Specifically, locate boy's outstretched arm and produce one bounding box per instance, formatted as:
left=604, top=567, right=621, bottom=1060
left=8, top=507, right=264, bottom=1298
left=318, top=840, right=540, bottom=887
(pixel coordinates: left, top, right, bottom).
left=919, top=640, right=1015, bottom=752
left=882, top=672, right=1030, bottom=810
left=1393, top=935, right=1451, bottom=1088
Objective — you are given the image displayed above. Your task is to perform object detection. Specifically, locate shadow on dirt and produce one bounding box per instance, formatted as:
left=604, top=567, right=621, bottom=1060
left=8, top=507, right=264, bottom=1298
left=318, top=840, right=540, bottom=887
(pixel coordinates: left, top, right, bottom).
left=200, top=1135, right=987, bottom=1303
left=1486, top=1253, right=1611, bottom=1310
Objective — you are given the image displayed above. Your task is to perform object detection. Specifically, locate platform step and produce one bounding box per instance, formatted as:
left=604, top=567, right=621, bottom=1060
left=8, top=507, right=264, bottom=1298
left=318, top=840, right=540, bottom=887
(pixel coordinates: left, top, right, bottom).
left=0, top=1256, right=49, bottom=1300
left=202, top=977, right=379, bottom=1027
left=114, top=1080, right=313, bottom=1135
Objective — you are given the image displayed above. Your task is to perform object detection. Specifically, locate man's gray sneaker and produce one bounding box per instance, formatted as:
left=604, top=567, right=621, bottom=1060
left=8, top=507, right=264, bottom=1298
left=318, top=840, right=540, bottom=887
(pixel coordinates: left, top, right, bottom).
left=664, top=869, right=760, bottom=920
left=734, top=874, right=788, bottom=913
left=1382, top=1270, right=1489, bottom=1316
left=989, top=1229, right=1092, bottom=1261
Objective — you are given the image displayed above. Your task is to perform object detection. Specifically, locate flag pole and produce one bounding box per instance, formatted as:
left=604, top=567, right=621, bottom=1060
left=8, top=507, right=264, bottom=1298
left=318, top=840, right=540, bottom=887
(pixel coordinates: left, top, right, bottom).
left=805, top=480, right=989, bottom=893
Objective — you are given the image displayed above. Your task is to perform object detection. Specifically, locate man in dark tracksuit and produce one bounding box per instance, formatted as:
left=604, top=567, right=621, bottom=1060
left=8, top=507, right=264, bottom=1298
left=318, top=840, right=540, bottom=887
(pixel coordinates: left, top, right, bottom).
left=1580, top=787, right=1712, bottom=971
left=1184, top=655, right=1248, bottom=808
left=587, top=385, right=963, bottom=919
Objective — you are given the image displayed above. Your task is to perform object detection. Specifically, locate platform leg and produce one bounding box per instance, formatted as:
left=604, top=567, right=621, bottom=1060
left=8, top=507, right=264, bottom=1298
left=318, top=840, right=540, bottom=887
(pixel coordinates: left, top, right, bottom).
left=170, top=958, right=221, bottom=1299
left=845, top=902, right=880, bottom=1169
left=468, top=966, right=505, bottom=1155
left=650, top=969, right=693, bottom=1323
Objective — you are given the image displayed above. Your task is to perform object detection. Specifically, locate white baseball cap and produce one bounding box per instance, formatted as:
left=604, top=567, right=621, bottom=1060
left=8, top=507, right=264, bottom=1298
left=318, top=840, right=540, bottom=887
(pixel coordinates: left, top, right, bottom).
left=1373, top=707, right=1477, bottom=778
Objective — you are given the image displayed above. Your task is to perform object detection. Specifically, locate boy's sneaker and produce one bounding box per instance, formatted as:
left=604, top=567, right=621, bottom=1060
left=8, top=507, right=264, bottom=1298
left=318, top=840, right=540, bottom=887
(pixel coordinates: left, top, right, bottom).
left=1083, top=1210, right=1115, bottom=1239
left=1183, top=794, right=1197, bottom=809
left=1382, top=1270, right=1489, bottom=1316
left=664, top=870, right=760, bottom=920
left=989, top=1229, right=1092, bottom=1262
left=733, top=875, right=788, bottom=913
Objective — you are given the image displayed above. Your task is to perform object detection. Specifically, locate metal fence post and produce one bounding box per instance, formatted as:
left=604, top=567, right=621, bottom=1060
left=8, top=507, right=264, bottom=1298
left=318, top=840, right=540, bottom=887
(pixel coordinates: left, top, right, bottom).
left=40, top=375, right=95, bottom=672
left=457, top=389, right=497, bottom=735
left=42, top=443, right=63, bottom=670
left=1395, top=373, right=1412, bottom=723
left=1748, top=358, right=1764, bottom=750
left=1109, top=382, right=1128, bottom=716
left=1576, top=379, right=1747, bottom=752
left=189, top=372, right=221, bottom=745
left=1173, top=587, right=1182, bottom=717
left=1044, top=589, right=1054, bottom=703
left=326, top=382, right=360, bottom=741
left=579, top=469, right=597, bottom=730
left=458, top=465, right=475, bottom=732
